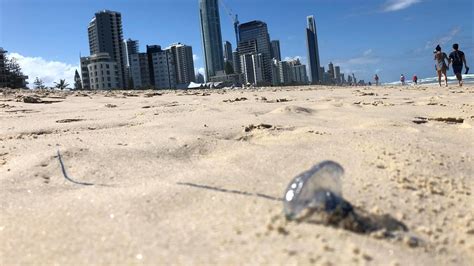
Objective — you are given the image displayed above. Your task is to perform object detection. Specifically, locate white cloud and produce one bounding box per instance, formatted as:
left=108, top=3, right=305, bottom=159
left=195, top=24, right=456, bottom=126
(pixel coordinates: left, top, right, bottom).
left=424, top=26, right=461, bottom=50
left=363, top=49, right=373, bottom=56
left=382, top=0, right=421, bottom=12
left=283, top=56, right=307, bottom=65
left=9, top=52, right=78, bottom=88
left=193, top=54, right=199, bottom=61
left=284, top=56, right=303, bottom=61
left=335, top=51, right=380, bottom=66
left=194, top=67, right=205, bottom=75
left=332, top=49, right=380, bottom=76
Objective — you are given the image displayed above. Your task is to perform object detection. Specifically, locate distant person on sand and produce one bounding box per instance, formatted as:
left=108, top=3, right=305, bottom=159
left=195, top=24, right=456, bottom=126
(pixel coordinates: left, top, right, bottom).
left=413, top=75, right=418, bottom=85
left=374, top=74, right=379, bottom=86
left=434, top=45, right=449, bottom=87
left=448, top=43, right=469, bottom=87
left=400, top=74, right=406, bottom=85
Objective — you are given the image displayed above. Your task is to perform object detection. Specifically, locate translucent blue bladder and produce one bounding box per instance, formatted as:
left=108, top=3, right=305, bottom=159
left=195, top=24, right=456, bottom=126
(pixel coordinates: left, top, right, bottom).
left=283, top=161, right=345, bottom=220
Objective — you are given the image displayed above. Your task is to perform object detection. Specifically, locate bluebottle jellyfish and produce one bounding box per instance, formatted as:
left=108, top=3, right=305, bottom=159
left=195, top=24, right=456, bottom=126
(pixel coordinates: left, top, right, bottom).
left=283, top=161, right=349, bottom=220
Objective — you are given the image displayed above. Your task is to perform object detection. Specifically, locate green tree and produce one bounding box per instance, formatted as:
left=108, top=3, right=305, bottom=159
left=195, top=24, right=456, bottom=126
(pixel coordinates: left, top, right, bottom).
left=74, top=70, right=82, bottom=90
left=6, top=57, right=27, bottom=88
left=54, top=79, right=70, bottom=90
left=224, top=61, right=234, bottom=75
left=33, top=77, right=46, bottom=89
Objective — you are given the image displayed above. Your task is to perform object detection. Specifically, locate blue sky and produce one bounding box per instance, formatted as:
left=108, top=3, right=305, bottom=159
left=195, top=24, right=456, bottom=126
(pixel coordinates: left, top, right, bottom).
left=0, top=0, right=472, bottom=86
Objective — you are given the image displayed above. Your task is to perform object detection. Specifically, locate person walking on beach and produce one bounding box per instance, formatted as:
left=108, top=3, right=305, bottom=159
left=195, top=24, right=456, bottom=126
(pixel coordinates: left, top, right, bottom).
left=434, top=45, right=449, bottom=87
left=374, top=74, right=380, bottom=86
left=400, top=74, right=406, bottom=85
left=413, top=75, right=418, bottom=85
left=448, top=43, right=469, bottom=87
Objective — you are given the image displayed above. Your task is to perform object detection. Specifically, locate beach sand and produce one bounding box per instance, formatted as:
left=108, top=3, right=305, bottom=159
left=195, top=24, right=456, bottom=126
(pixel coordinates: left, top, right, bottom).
left=1, top=85, right=473, bottom=265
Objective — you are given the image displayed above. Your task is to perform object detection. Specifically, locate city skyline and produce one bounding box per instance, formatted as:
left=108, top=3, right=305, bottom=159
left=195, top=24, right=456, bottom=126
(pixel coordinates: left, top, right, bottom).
left=1, top=0, right=472, bottom=87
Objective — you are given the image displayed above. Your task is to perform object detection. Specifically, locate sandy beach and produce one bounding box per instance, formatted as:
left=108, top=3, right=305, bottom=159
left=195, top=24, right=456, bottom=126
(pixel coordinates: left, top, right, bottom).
left=1, top=85, right=473, bottom=265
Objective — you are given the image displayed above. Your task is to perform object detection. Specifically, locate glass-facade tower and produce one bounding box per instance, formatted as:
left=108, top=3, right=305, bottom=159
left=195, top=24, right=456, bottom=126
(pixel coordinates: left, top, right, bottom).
left=199, top=0, right=225, bottom=81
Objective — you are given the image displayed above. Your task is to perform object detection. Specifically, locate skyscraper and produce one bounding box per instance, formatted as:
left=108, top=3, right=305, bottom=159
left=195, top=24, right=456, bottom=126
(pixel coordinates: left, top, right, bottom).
left=224, top=41, right=233, bottom=63
left=167, top=43, right=196, bottom=85
left=130, top=53, right=151, bottom=88
left=334, top=66, right=341, bottom=84
left=80, top=53, right=120, bottom=90
left=147, top=45, right=176, bottom=89
left=238, top=20, right=273, bottom=84
left=195, top=73, right=205, bottom=83
left=328, top=62, right=335, bottom=83
left=271, top=40, right=281, bottom=61
left=306, top=15, right=321, bottom=84
left=199, top=0, right=225, bottom=81
left=123, top=39, right=139, bottom=88
left=232, top=50, right=241, bottom=74
left=240, top=53, right=264, bottom=85
left=88, top=10, right=127, bottom=88
left=123, top=39, right=139, bottom=67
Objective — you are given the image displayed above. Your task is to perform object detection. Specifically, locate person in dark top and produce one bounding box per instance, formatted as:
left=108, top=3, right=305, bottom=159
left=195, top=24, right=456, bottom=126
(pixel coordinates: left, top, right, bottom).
left=413, top=75, right=418, bottom=85
left=448, top=43, right=469, bottom=87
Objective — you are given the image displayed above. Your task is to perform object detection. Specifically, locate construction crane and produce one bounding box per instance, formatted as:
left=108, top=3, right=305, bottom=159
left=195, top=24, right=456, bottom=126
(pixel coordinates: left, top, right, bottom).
left=219, top=0, right=240, bottom=47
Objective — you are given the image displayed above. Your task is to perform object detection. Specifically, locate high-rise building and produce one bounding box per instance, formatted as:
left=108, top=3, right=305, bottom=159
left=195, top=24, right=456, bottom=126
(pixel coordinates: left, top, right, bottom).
left=271, top=40, right=281, bottom=61
left=122, top=39, right=139, bottom=88
left=271, top=59, right=281, bottom=85
left=273, top=59, right=308, bottom=86
left=80, top=56, right=91, bottom=89
left=167, top=43, right=196, bottom=85
left=232, top=50, right=241, bottom=74
left=306, top=15, right=321, bottom=84
left=147, top=45, right=176, bottom=89
left=324, top=72, right=331, bottom=84
left=328, top=62, right=335, bottom=83
left=199, top=0, right=225, bottom=81
left=195, top=72, right=205, bottom=83
left=318, top=67, right=325, bottom=84
left=241, top=53, right=264, bottom=85
left=224, top=41, right=233, bottom=63
left=292, top=64, right=308, bottom=84
left=238, top=21, right=273, bottom=84
left=88, top=10, right=126, bottom=88
left=289, top=59, right=308, bottom=84
left=334, top=66, right=341, bottom=84
left=80, top=53, right=120, bottom=90
left=130, top=53, right=151, bottom=88
left=123, top=39, right=139, bottom=67
left=278, top=61, right=292, bottom=85
left=129, top=45, right=176, bottom=89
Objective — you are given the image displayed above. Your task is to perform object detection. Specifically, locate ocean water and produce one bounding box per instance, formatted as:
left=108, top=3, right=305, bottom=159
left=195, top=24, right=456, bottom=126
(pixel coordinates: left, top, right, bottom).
left=385, top=74, right=474, bottom=85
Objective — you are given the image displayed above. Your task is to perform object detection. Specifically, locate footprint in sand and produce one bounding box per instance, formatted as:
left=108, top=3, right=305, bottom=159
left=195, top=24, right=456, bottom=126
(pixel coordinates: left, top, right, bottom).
left=269, top=105, right=315, bottom=115
left=56, top=119, right=85, bottom=124
left=0, top=152, right=8, bottom=166
left=237, top=124, right=295, bottom=142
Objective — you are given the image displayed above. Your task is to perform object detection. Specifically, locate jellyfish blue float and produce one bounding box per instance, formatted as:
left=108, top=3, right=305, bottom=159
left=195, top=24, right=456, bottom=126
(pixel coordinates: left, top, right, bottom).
left=283, top=161, right=349, bottom=220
